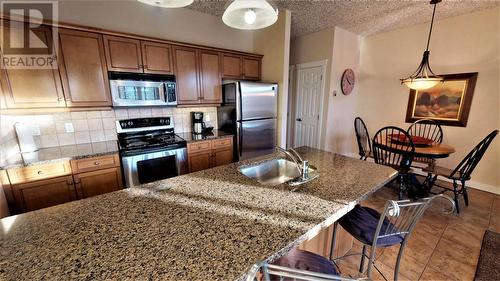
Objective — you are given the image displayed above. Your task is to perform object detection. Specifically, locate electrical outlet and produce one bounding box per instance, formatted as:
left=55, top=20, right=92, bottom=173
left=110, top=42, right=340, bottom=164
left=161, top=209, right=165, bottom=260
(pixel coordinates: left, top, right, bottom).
left=30, top=125, right=41, bottom=136
left=65, top=122, right=75, bottom=133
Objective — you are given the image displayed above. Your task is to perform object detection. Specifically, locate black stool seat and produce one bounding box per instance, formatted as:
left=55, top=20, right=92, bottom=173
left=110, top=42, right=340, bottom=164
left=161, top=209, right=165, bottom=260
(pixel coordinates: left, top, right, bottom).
left=339, top=205, right=403, bottom=247
left=271, top=248, right=339, bottom=280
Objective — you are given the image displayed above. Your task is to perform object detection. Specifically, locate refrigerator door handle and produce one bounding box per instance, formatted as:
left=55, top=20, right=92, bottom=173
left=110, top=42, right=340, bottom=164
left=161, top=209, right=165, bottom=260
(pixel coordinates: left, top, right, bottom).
left=236, top=82, right=242, bottom=122
left=237, top=122, right=243, bottom=157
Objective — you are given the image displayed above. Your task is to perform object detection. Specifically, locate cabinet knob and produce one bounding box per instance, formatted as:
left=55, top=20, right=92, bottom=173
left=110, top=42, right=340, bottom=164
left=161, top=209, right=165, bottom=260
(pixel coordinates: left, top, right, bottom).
left=94, top=161, right=100, bottom=165
left=37, top=170, right=43, bottom=175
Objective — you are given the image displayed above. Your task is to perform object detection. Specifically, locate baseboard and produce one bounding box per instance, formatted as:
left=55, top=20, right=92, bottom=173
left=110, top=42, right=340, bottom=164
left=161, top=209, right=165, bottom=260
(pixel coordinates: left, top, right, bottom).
left=412, top=169, right=500, bottom=195
left=342, top=153, right=500, bottom=195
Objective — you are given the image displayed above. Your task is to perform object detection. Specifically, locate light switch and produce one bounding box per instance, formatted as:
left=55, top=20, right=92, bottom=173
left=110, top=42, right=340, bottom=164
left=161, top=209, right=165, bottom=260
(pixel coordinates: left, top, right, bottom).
left=65, top=122, right=75, bottom=133
left=205, top=114, right=211, bottom=122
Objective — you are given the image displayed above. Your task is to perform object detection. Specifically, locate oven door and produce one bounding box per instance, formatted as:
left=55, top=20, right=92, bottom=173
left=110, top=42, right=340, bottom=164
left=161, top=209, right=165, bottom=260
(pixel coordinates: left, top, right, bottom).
left=121, top=147, right=188, bottom=187
left=110, top=80, right=166, bottom=107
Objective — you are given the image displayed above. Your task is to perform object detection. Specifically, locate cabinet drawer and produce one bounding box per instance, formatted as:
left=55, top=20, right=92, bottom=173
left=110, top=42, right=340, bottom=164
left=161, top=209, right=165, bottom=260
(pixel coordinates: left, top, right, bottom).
left=212, top=137, right=233, bottom=150
left=187, top=140, right=212, bottom=154
left=71, top=154, right=120, bottom=173
left=7, top=161, right=72, bottom=185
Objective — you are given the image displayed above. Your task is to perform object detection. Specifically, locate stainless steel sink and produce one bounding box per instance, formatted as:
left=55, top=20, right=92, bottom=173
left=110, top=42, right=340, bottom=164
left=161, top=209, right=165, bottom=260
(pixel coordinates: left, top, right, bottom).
left=239, top=159, right=318, bottom=186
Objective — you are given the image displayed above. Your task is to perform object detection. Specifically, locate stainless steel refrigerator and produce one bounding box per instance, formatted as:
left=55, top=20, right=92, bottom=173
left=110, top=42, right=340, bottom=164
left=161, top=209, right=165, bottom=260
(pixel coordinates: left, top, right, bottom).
left=217, top=81, right=277, bottom=161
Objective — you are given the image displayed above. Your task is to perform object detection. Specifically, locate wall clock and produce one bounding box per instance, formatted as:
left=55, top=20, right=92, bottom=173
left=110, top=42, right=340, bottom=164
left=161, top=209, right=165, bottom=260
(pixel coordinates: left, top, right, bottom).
left=341, top=68, right=355, bottom=95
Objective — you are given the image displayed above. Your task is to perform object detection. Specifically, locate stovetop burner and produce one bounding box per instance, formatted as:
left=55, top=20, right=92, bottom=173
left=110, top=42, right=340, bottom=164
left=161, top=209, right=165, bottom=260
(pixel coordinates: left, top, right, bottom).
left=119, top=132, right=185, bottom=150
left=116, top=117, right=186, bottom=152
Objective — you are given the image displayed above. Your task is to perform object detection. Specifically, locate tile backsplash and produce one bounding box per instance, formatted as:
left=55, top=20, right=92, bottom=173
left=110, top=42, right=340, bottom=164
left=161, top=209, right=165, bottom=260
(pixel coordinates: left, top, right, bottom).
left=0, top=107, right=217, bottom=164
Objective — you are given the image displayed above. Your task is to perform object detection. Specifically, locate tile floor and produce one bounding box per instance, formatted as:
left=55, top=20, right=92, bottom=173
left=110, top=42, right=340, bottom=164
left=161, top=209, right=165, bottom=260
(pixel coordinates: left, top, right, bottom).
left=336, top=183, right=499, bottom=281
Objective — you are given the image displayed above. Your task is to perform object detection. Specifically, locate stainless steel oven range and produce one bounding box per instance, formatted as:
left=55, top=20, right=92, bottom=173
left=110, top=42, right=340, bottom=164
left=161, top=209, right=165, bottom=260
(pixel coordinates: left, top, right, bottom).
left=117, top=117, right=187, bottom=187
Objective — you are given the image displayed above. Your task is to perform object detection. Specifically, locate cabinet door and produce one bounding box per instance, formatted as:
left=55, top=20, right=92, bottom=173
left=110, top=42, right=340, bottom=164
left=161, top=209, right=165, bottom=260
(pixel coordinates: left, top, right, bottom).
left=12, top=176, right=76, bottom=212
left=198, top=50, right=222, bottom=104
left=74, top=167, right=123, bottom=199
left=243, top=56, right=261, bottom=80
left=141, top=41, right=173, bottom=74
left=212, top=149, right=233, bottom=167
left=188, top=151, right=212, bottom=173
left=103, top=35, right=143, bottom=73
left=173, top=46, right=200, bottom=105
left=0, top=22, right=65, bottom=108
left=221, top=53, right=242, bottom=79
left=58, top=29, right=111, bottom=107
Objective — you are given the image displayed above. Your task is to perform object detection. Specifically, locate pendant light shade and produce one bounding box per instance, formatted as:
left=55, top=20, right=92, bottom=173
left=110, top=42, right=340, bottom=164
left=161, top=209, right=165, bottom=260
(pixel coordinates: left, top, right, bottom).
left=401, top=0, right=443, bottom=90
left=137, top=0, right=194, bottom=8
left=222, top=0, right=278, bottom=30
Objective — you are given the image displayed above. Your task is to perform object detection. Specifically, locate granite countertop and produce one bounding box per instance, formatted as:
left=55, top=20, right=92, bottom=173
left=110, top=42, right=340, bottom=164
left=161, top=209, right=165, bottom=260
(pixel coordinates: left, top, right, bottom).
left=178, top=130, right=234, bottom=143
left=0, top=147, right=397, bottom=281
left=0, top=141, right=119, bottom=170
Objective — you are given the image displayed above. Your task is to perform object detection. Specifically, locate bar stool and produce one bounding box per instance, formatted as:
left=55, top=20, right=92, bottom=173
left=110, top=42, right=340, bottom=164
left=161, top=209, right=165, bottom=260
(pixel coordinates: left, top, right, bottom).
left=246, top=248, right=358, bottom=281
left=330, top=196, right=453, bottom=281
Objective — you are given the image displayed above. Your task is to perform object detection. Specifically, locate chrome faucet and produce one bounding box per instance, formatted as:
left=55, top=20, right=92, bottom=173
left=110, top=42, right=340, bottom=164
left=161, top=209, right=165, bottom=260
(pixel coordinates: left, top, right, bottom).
left=275, top=146, right=308, bottom=179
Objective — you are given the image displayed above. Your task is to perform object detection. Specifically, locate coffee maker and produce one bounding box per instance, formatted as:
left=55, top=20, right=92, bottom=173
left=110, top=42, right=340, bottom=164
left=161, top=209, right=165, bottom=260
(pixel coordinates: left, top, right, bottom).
left=191, top=112, right=206, bottom=134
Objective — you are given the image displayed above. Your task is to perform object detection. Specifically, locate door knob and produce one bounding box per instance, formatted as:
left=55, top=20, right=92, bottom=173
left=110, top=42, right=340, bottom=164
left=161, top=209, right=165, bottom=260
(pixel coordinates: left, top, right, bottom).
left=296, top=118, right=302, bottom=122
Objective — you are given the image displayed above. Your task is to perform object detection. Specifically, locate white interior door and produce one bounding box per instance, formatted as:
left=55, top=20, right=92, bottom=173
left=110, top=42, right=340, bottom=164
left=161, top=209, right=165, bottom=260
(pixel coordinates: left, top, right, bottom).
left=294, top=65, right=324, bottom=148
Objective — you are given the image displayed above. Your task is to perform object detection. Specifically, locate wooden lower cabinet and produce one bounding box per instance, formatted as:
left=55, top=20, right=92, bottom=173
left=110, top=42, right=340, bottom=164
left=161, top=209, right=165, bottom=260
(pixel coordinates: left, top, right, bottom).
left=212, top=148, right=233, bottom=167
left=188, top=150, right=213, bottom=173
left=12, top=176, right=76, bottom=213
left=5, top=154, right=123, bottom=214
left=187, top=138, right=234, bottom=173
left=74, top=167, right=123, bottom=199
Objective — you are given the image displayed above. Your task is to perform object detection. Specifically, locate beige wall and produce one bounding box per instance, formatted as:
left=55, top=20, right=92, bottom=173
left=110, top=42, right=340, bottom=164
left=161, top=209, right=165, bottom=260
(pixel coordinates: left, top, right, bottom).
left=56, top=0, right=254, bottom=52
left=253, top=9, right=292, bottom=148
left=289, top=28, right=335, bottom=149
left=324, top=27, right=361, bottom=154
left=357, top=7, right=500, bottom=193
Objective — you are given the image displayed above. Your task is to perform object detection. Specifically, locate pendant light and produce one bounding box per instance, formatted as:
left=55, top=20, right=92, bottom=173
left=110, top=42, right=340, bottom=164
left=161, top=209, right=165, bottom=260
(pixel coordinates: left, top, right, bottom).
left=400, top=0, right=443, bottom=90
left=137, top=0, right=194, bottom=8
left=222, top=0, right=278, bottom=30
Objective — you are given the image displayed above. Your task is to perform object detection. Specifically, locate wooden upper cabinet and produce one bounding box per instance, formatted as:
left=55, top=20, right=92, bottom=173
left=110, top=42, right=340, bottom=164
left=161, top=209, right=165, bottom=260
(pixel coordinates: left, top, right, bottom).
left=141, top=41, right=173, bottom=74
left=221, top=53, right=261, bottom=80
left=242, top=56, right=261, bottom=80
left=103, top=35, right=143, bottom=73
left=173, top=46, right=200, bottom=105
left=58, top=29, right=111, bottom=107
left=198, top=50, right=222, bottom=104
left=0, top=22, right=65, bottom=109
left=221, top=53, right=242, bottom=79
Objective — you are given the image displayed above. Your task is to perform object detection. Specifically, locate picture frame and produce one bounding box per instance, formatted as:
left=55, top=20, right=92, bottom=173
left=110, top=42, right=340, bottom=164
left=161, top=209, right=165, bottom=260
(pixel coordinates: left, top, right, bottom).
left=405, top=72, right=478, bottom=127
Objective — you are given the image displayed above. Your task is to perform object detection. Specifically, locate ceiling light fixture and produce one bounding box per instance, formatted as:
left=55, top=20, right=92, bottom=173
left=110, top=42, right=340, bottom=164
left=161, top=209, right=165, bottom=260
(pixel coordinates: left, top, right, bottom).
left=137, top=0, right=194, bottom=8
left=223, top=0, right=278, bottom=30
left=400, top=0, right=443, bottom=90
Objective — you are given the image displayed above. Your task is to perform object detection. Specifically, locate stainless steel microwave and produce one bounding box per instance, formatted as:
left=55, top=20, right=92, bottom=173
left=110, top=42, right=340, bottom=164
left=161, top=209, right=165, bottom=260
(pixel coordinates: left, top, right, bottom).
left=109, top=72, right=177, bottom=107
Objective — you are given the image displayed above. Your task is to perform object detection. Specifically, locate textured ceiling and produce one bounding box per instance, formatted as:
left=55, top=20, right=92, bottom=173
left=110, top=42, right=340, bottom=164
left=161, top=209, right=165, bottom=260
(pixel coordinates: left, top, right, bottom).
left=188, top=0, right=500, bottom=37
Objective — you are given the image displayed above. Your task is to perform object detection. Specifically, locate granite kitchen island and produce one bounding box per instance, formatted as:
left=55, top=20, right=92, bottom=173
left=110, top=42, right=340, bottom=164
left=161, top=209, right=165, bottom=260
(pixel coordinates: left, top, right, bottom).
left=0, top=147, right=397, bottom=281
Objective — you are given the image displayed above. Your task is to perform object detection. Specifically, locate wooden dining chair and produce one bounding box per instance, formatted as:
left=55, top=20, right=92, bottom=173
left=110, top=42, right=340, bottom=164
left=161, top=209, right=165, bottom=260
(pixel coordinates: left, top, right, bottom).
left=407, top=119, right=444, bottom=167
left=423, top=130, right=498, bottom=213
left=354, top=117, right=373, bottom=160
left=372, top=127, right=415, bottom=199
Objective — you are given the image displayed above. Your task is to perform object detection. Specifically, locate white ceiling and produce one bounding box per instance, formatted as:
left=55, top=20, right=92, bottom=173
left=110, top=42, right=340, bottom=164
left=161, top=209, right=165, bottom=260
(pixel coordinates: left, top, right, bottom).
left=188, top=0, right=500, bottom=37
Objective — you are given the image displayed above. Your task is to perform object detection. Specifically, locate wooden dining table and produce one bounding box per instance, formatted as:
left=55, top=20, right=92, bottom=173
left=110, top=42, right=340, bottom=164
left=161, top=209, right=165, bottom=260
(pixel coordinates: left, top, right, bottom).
left=374, top=138, right=456, bottom=165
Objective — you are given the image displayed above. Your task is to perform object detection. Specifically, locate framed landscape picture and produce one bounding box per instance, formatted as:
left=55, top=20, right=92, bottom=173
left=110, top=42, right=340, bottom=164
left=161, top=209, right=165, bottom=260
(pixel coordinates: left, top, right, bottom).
left=405, top=72, right=478, bottom=127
